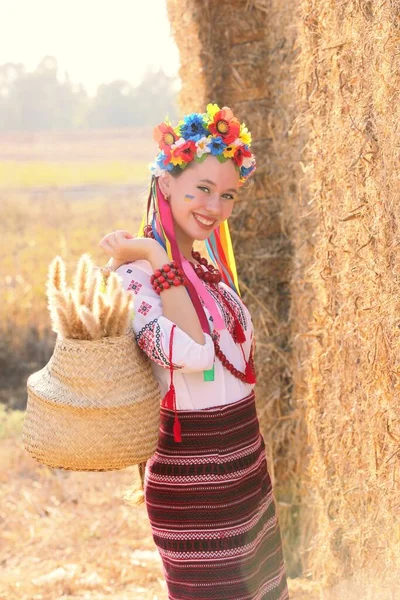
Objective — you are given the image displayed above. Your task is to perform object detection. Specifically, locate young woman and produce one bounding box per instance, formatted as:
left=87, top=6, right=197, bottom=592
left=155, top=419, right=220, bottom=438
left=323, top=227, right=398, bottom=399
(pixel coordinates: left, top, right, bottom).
left=99, top=105, right=289, bottom=600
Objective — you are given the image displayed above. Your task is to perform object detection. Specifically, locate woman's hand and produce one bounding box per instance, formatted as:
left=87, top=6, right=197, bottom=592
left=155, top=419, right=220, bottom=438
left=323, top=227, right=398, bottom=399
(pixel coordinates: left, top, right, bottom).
left=98, top=230, right=168, bottom=267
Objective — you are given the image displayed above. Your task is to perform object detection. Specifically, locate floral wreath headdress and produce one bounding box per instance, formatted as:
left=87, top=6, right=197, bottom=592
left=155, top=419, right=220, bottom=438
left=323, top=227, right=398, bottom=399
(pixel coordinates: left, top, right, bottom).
left=150, top=103, right=256, bottom=186
left=139, top=105, right=256, bottom=361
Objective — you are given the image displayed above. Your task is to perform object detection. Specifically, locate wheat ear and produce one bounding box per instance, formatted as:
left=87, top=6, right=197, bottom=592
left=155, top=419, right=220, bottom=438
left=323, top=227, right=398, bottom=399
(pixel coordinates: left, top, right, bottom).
left=73, top=254, right=93, bottom=305
left=104, top=287, right=124, bottom=337
left=54, top=306, right=71, bottom=338
left=48, top=290, right=71, bottom=335
left=79, top=306, right=102, bottom=340
left=46, top=256, right=67, bottom=326
left=115, top=292, right=134, bottom=336
left=97, top=294, right=112, bottom=335
left=66, top=289, right=89, bottom=339
left=85, top=269, right=102, bottom=312
left=47, top=255, right=67, bottom=293
left=105, top=271, right=121, bottom=300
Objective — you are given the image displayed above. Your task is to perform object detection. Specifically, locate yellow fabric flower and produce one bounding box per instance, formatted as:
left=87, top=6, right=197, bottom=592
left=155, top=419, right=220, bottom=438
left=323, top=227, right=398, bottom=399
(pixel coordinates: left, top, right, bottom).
left=239, top=123, right=252, bottom=146
left=170, top=153, right=185, bottom=166
left=206, top=103, right=221, bottom=121
left=223, top=146, right=236, bottom=158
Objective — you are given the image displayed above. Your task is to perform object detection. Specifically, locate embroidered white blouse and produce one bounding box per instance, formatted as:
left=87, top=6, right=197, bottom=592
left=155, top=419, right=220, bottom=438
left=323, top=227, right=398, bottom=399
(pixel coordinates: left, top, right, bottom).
left=115, top=260, right=255, bottom=410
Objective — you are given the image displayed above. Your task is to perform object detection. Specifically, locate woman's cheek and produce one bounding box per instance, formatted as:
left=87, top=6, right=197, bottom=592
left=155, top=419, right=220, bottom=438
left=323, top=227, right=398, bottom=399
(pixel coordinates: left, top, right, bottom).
left=183, top=192, right=197, bottom=204
left=221, top=201, right=235, bottom=220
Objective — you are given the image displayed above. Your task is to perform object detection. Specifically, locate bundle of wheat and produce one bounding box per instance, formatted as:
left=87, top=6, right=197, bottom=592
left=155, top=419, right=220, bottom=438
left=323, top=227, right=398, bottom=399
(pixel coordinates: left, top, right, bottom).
left=46, top=254, right=133, bottom=340
left=23, top=254, right=161, bottom=472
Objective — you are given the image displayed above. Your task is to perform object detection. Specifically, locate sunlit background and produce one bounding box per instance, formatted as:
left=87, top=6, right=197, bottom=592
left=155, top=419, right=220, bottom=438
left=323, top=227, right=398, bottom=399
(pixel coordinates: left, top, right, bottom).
left=2, top=0, right=180, bottom=95
left=1, top=1, right=399, bottom=598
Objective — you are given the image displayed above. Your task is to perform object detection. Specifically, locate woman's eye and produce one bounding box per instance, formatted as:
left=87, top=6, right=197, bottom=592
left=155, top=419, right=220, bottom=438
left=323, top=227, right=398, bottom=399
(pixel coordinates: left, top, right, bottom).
left=222, top=194, right=235, bottom=200
left=197, top=186, right=210, bottom=193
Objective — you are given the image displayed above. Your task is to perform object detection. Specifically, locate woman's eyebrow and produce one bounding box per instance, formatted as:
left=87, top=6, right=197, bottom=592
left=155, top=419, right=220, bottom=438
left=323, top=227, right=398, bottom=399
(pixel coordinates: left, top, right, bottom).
left=198, top=179, right=237, bottom=194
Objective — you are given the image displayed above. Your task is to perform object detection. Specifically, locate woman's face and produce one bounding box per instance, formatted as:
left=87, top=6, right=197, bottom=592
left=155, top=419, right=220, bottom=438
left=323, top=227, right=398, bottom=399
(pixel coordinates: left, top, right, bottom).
left=159, top=155, right=240, bottom=244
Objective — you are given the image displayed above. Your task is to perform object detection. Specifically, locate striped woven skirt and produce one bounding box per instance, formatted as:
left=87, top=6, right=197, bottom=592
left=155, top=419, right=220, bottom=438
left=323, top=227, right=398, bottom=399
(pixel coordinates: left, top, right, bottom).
left=144, top=391, right=289, bottom=600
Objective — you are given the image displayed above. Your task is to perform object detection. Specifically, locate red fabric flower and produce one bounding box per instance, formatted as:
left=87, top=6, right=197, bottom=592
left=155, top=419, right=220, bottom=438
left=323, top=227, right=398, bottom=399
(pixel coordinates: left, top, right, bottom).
left=153, top=123, right=178, bottom=152
left=209, top=107, right=240, bottom=145
left=171, top=140, right=197, bottom=164
left=232, top=144, right=252, bottom=167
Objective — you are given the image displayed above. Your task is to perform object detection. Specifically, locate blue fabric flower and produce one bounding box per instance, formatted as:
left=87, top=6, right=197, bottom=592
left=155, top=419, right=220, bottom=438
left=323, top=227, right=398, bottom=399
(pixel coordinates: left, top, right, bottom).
left=240, top=165, right=255, bottom=178
left=156, top=151, right=168, bottom=167
left=180, top=113, right=209, bottom=141
left=209, top=136, right=227, bottom=155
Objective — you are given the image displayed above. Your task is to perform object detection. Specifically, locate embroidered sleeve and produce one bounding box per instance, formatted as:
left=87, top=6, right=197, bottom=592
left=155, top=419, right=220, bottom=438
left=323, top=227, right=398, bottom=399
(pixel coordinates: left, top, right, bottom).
left=115, top=260, right=215, bottom=372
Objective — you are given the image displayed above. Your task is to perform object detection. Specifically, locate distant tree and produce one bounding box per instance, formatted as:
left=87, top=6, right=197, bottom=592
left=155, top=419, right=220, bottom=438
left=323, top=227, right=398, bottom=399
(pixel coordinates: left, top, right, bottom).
left=85, top=68, right=179, bottom=128
left=132, top=67, right=179, bottom=125
left=0, top=57, right=179, bottom=131
left=0, top=56, right=87, bottom=131
left=85, top=80, right=136, bottom=128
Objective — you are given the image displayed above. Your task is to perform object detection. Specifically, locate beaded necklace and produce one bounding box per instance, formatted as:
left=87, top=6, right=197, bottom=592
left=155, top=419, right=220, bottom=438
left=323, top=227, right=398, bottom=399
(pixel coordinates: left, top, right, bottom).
left=189, top=250, right=255, bottom=384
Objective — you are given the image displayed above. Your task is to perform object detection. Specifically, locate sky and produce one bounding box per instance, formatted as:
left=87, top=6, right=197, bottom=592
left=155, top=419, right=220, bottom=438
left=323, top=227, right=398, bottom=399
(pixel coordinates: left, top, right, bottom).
left=1, top=0, right=181, bottom=96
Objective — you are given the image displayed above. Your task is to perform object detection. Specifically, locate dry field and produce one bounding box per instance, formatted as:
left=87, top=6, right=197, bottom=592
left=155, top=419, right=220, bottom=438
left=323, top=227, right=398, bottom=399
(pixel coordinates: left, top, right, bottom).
left=0, top=129, right=154, bottom=409
left=0, top=430, right=167, bottom=600
left=0, top=416, right=320, bottom=600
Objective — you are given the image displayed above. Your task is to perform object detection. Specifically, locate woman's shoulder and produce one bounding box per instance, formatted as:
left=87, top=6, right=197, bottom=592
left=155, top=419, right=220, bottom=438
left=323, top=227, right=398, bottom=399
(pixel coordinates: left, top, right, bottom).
left=116, top=259, right=153, bottom=276
left=115, top=260, right=154, bottom=294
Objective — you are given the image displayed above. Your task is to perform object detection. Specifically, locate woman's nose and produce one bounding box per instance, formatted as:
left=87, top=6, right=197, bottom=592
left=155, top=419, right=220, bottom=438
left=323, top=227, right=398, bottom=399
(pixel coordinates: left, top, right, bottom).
left=204, top=193, right=222, bottom=215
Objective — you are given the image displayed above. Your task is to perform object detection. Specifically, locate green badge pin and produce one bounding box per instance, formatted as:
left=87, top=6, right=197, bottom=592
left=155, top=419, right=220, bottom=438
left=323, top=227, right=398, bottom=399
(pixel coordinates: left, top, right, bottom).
left=203, top=364, right=215, bottom=382
left=203, top=320, right=215, bottom=381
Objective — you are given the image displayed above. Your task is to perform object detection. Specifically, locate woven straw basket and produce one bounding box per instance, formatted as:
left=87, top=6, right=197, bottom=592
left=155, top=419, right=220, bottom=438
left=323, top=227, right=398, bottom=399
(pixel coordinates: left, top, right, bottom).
left=23, top=327, right=161, bottom=471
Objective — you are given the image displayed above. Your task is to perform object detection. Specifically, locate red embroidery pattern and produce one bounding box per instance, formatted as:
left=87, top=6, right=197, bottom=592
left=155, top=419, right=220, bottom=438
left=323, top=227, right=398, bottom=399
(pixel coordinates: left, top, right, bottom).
left=137, top=323, right=156, bottom=355
left=127, top=279, right=142, bottom=295
left=138, top=301, right=152, bottom=316
left=212, top=329, right=221, bottom=344
left=136, top=318, right=183, bottom=370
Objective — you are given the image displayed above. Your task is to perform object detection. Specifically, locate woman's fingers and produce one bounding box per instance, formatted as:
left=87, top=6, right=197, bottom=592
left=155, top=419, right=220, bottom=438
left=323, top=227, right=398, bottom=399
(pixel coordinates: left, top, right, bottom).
left=98, top=237, right=115, bottom=257
left=98, top=230, right=136, bottom=260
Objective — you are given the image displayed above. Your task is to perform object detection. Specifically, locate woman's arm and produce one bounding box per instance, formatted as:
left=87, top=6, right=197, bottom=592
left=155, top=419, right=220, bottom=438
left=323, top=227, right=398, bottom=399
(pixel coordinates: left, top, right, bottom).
left=146, top=245, right=206, bottom=346
left=115, top=260, right=214, bottom=372
left=100, top=234, right=206, bottom=345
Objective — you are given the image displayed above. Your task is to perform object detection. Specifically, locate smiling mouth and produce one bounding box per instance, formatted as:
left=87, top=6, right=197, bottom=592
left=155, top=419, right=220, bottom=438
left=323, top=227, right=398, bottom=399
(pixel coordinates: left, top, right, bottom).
left=193, top=213, right=217, bottom=228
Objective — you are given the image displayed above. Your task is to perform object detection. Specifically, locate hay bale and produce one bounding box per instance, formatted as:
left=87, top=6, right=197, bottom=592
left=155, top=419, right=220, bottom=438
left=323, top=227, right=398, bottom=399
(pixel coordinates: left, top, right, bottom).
left=167, top=0, right=400, bottom=590
left=166, top=0, right=307, bottom=576
left=293, top=0, right=400, bottom=589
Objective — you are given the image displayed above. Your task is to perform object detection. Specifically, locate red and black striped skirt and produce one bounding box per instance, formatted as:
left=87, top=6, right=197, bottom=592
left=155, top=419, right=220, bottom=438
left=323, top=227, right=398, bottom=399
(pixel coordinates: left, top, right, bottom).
left=144, top=391, right=289, bottom=600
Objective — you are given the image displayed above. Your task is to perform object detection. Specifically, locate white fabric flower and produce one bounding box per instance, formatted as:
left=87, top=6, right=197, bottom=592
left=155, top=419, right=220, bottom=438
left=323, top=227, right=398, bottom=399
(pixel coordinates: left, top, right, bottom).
left=150, top=162, right=165, bottom=177
left=242, top=155, right=254, bottom=169
left=195, top=136, right=212, bottom=158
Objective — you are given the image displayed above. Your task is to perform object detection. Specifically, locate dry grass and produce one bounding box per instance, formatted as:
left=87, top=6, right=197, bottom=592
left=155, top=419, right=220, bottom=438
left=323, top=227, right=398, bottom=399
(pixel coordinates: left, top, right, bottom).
left=0, top=129, right=155, bottom=162
left=0, top=182, right=149, bottom=413
left=0, top=429, right=167, bottom=600
left=0, top=421, right=321, bottom=600
left=46, top=254, right=134, bottom=340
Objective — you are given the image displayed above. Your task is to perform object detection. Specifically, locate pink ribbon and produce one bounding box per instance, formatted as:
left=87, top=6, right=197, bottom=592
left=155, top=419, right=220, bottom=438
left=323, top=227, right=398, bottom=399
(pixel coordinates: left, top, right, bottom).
left=181, top=257, right=225, bottom=330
